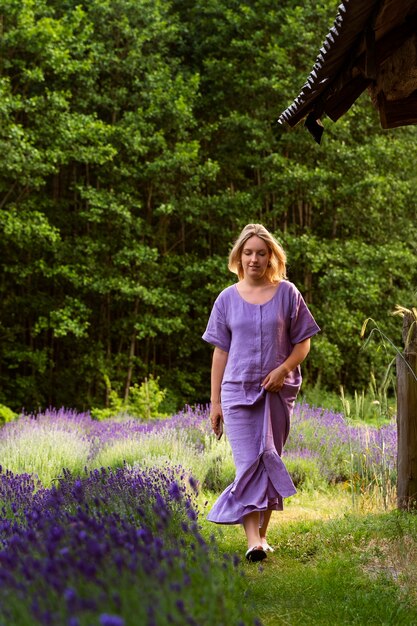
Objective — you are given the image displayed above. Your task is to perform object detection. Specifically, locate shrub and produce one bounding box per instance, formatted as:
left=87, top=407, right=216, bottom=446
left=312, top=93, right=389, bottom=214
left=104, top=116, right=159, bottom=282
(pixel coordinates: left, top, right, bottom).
left=0, top=403, right=398, bottom=507
left=0, top=404, right=18, bottom=426
left=284, top=451, right=327, bottom=490
left=201, top=436, right=236, bottom=492
left=91, top=376, right=168, bottom=420
left=0, top=465, right=259, bottom=626
left=0, top=415, right=90, bottom=486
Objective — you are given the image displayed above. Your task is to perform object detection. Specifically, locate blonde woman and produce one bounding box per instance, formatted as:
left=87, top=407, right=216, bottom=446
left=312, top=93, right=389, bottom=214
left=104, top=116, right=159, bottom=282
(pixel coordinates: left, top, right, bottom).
left=202, top=224, right=320, bottom=562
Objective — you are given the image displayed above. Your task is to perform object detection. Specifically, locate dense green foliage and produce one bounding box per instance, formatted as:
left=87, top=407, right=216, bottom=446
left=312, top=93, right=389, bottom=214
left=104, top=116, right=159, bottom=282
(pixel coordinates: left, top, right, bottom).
left=1, top=0, right=416, bottom=411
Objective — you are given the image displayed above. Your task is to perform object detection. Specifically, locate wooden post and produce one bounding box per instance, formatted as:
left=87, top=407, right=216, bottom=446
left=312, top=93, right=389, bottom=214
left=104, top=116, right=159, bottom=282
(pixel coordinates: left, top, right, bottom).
left=397, top=312, right=417, bottom=510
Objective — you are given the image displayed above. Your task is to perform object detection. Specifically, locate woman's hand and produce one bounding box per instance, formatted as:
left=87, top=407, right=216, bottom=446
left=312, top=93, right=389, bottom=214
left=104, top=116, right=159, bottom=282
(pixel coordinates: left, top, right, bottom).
left=210, top=401, right=224, bottom=439
left=261, top=365, right=288, bottom=393
left=262, top=340, right=311, bottom=393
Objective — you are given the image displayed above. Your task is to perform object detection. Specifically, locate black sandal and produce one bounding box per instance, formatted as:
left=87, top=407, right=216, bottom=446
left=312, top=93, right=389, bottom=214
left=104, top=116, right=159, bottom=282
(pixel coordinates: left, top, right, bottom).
left=245, top=545, right=267, bottom=562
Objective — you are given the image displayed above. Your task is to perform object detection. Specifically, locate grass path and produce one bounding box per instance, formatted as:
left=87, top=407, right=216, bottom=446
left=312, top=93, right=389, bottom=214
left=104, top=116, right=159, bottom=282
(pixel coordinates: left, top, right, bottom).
left=200, top=488, right=417, bottom=625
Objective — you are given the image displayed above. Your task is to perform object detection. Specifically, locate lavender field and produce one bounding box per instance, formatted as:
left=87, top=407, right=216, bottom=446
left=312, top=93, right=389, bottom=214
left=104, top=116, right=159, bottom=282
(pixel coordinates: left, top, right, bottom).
left=0, top=403, right=397, bottom=625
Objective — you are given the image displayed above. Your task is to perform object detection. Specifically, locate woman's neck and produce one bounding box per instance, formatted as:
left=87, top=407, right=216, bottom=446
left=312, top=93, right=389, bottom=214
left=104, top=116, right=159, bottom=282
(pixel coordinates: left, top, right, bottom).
left=240, top=277, right=275, bottom=288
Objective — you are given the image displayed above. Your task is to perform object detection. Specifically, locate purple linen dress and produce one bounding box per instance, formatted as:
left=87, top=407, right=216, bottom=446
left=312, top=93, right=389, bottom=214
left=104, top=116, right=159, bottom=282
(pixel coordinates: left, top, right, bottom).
left=202, top=280, right=320, bottom=525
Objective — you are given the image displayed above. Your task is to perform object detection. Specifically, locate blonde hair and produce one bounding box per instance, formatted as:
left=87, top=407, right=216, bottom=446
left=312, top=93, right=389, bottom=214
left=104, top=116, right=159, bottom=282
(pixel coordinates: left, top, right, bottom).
left=228, top=223, right=287, bottom=282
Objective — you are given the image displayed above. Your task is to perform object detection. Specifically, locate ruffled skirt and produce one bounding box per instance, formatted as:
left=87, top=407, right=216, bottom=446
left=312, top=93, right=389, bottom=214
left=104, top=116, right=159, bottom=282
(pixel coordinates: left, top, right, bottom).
left=207, top=383, right=296, bottom=525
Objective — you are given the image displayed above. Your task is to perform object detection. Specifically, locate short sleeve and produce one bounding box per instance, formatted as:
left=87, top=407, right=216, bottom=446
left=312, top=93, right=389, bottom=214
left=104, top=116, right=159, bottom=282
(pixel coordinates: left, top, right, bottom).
left=289, top=287, right=320, bottom=345
left=202, top=297, right=231, bottom=352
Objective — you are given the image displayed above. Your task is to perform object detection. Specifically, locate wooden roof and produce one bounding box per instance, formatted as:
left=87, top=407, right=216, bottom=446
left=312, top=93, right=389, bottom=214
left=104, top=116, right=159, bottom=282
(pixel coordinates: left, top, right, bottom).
left=278, top=0, right=417, bottom=142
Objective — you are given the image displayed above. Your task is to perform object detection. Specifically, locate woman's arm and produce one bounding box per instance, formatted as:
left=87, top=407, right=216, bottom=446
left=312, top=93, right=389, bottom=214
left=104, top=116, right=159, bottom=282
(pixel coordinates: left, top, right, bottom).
left=209, top=347, right=228, bottom=437
left=261, top=338, right=311, bottom=393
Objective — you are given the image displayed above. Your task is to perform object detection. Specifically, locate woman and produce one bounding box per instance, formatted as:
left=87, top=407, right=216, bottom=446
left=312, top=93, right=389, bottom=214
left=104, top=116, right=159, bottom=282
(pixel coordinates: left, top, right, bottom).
left=202, top=224, right=320, bottom=562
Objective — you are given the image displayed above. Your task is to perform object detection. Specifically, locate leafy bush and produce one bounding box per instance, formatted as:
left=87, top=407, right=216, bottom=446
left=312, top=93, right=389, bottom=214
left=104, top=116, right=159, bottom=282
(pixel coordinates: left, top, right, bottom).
left=91, top=376, right=169, bottom=421
left=0, top=404, right=18, bottom=426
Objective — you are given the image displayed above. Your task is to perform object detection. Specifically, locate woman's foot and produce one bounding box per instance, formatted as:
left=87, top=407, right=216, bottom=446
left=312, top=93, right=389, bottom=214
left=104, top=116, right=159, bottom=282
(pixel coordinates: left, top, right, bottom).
left=245, top=545, right=267, bottom=562
left=260, top=539, right=275, bottom=553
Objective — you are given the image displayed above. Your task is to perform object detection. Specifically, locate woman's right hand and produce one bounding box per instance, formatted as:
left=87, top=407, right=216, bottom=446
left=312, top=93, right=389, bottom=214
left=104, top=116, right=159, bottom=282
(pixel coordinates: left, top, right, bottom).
left=210, top=401, right=224, bottom=439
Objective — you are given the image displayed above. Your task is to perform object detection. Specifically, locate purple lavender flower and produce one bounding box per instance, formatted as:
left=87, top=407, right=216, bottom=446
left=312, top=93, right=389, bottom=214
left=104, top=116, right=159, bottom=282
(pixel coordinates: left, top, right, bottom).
left=287, top=402, right=397, bottom=485
left=99, top=615, right=125, bottom=626
left=0, top=460, right=257, bottom=625
left=0, top=401, right=398, bottom=624
left=168, top=481, right=182, bottom=501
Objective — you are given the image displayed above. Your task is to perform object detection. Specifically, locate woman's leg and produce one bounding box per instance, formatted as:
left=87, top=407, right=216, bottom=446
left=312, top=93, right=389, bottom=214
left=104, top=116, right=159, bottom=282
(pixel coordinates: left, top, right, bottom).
left=259, top=510, right=272, bottom=541
left=242, top=511, right=262, bottom=548
left=259, top=510, right=275, bottom=551
left=243, top=512, right=268, bottom=561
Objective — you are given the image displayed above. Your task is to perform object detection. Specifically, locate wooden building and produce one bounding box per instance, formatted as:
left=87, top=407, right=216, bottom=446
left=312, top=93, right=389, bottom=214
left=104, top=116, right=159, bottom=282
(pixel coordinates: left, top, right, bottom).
left=278, top=0, right=417, bottom=143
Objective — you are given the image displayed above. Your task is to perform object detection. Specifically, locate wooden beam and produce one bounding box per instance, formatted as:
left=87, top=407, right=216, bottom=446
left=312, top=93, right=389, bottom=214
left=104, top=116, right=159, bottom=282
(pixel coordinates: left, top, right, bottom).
left=318, top=13, right=417, bottom=125
left=397, top=312, right=417, bottom=511
left=356, top=12, right=417, bottom=75
left=378, top=90, right=417, bottom=128
left=325, top=74, right=371, bottom=121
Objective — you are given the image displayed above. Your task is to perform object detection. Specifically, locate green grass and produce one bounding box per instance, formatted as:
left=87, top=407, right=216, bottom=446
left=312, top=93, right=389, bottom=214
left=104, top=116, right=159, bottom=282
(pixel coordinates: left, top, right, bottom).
left=300, top=382, right=396, bottom=425
left=200, top=488, right=417, bottom=626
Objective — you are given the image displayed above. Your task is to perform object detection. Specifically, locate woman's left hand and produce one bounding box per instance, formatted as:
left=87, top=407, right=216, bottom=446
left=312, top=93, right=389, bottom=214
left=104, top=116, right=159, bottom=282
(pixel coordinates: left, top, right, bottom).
left=261, top=366, right=288, bottom=392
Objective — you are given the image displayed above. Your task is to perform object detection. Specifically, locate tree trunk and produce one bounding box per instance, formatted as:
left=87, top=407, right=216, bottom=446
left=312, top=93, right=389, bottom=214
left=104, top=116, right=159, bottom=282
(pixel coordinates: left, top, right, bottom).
left=397, top=312, right=417, bottom=510
left=124, top=299, right=140, bottom=402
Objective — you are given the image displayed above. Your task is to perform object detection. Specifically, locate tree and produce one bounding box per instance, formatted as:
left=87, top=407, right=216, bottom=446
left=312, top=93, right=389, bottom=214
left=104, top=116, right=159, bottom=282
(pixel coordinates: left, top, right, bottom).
left=0, top=0, right=416, bottom=411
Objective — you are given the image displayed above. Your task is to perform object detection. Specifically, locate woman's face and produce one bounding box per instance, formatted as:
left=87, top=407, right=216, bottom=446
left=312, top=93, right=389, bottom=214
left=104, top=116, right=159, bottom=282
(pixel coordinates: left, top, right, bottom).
left=240, top=235, right=270, bottom=280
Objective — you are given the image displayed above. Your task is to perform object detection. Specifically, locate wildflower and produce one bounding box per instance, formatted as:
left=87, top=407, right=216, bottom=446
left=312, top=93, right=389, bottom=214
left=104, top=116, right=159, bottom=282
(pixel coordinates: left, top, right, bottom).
left=168, top=481, right=182, bottom=501
left=64, top=588, right=77, bottom=601
left=176, top=599, right=185, bottom=613
left=99, top=614, right=125, bottom=626
left=188, top=476, right=199, bottom=494
left=186, top=508, right=197, bottom=521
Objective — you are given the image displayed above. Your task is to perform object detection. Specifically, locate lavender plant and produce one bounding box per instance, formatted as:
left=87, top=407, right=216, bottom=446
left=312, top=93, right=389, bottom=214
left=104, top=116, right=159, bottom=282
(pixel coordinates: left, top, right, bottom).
left=0, top=401, right=401, bottom=624
left=0, top=402, right=397, bottom=504
left=0, top=465, right=259, bottom=626
left=0, top=405, right=238, bottom=493
left=285, top=402, right=397, bottom=507
left=0, top=411, right=91, bottom=486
